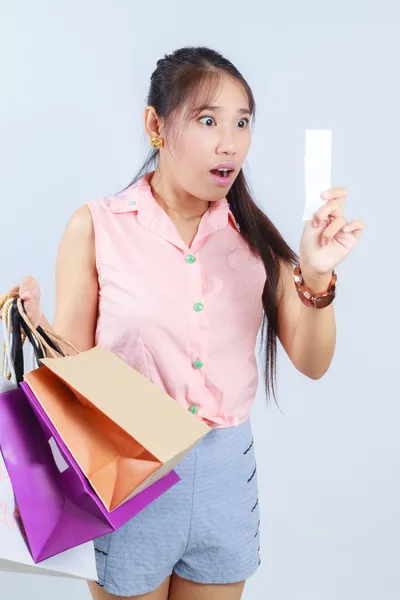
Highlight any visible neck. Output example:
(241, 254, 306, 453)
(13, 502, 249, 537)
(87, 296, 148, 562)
(150, 170, 210, 221)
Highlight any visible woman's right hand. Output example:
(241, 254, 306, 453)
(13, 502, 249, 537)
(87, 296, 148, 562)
(1, 276, 42, 327)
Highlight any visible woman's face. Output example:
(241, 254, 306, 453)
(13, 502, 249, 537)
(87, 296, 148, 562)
(160, 75, 252, 202)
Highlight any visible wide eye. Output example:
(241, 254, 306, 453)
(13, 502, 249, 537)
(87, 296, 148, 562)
(199, 116, 216, 127)
(236, 118, 249, 129)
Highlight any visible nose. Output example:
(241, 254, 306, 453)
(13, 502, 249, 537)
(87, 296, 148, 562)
(216, 129, 237, 157)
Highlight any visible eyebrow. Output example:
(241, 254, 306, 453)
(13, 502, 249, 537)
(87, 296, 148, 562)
(198, 105, 251, 116)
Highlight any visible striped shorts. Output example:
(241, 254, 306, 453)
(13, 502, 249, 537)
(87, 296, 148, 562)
(94, 419, 261, 597)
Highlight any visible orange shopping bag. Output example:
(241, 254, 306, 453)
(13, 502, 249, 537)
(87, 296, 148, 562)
(24, 344, 210, 511)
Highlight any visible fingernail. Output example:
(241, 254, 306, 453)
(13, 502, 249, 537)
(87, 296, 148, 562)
(321, 191, 332, 200)
(343, 225, 351, 232)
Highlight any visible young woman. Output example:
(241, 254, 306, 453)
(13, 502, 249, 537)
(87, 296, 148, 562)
(4, 47, 364, 600)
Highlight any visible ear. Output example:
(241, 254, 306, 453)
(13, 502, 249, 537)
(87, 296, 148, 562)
(144, 106, 164, 140)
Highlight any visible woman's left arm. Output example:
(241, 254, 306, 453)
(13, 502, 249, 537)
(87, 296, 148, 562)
(277, 187, 365, 380)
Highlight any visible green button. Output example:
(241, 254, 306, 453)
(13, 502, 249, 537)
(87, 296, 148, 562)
(193, 302, 204, 312)
(185, 254, 196, 264)
(189, 405, 198, 414)
(193, 359, 203, 369)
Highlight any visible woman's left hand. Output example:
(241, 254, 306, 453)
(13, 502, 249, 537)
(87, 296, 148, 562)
(299, 187, 365, 280)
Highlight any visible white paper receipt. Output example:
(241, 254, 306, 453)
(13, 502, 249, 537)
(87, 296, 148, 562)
(303, 129, 332, 221)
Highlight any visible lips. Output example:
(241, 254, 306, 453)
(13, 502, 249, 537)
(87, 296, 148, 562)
(210, 163, 236, 177)
(210, 168, 232, 178)
(210, 163, 236, 187)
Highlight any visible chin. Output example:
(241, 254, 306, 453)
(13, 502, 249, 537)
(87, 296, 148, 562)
(208, 192, 230, 202)
(184, 186, 225, 203)
(205, 181, 234, 202)
(183, 175, 233, 202)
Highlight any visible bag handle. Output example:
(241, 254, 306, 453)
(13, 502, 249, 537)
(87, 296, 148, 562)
(2, 297, 40, 385)
(10, 301, 25, 384)
(13, 301, 49, 367)
(1, 297, 12, 378)
(1, 294, 20, 381)
(16, 298, 60, 359)
(40, 327, 80, 356)
(16, 297, 80, 358)
(0, 294, 17, 314)
(1, 297, 17, 384)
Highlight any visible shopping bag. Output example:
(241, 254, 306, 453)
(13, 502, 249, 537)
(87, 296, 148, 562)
(0, 299, 179, 562)
(18, 301, 211, 511)
(0, 385, 179, 563)
(0, 296, 97, 579)
(0, 449, 98, 579)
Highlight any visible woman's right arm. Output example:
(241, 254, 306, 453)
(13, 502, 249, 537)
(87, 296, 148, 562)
(39, 205, 99, 353)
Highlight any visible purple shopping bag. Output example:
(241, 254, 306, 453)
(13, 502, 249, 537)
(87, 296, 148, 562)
(0, 385, 179, 563)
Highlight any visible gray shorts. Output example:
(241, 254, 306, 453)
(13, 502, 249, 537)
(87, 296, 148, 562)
(94, 420, 261, 596)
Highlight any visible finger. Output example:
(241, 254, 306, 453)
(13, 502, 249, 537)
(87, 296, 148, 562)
(19, 276, 40, 301)
(352, 229, 363, 241)
(321, 187, 348, 200)
(19, 275, 37, 290)
(313, 197, 346, 226)
(321, 217, 348, 245)
(342, 219, 366, 233)
(19, 291, 37, 301)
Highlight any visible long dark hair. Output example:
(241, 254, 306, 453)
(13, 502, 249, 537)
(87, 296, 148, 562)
(127, 47, 298, 401)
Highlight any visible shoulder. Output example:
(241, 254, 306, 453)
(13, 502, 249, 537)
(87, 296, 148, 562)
(66, 192, 117, 239)
(56, 206, 96, 273)
(65, 205, 95, 241)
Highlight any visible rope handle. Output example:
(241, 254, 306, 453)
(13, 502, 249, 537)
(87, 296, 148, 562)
(41, 328, 80, 356)
(0, 294, 18, 314)
(16, 298, 80, 358)
(2, 296, 48, 382)
(16, 298, 60, 359)
(1, 298, 17, 383)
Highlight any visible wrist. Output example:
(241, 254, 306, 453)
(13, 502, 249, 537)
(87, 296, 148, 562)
(299, 267, 333, 295)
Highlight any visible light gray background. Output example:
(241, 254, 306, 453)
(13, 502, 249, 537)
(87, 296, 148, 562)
(1, 1, 399, 599)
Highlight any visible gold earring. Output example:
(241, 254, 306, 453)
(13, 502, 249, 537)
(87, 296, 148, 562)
(150, 136, 164, 149)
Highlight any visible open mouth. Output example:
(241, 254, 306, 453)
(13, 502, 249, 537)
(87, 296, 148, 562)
(210, 168, 233, 178)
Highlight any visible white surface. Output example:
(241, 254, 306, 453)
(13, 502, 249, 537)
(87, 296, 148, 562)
(303, 129, 332, 221)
